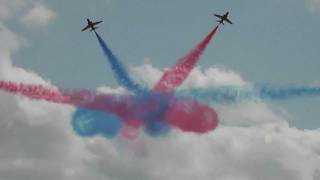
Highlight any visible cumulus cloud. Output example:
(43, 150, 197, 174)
(0, 2, 94, 180)
(0, 23, 21, 62)
(128, 62, 320, 180)
(0, 0, 56, 29)
(305, 0, 320, 13)
(216, 103, 288, 126)
(1, 2, 320, 180)
(0, 0, 28, 20)
(131, 63, 248, 89)
(79, 124, 320, 180)
(131, 63, 276, 127)
(21, 3, 56, 28)
(3, 54, 320, 180)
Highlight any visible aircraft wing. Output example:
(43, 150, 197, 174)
(225, 18, 233, 24)
(93, 21, 103, 26)
(81, 25, 90, 32)
(214, 14, 222, 18)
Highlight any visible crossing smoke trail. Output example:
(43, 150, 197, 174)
(177, 85, 320, 104)
(153, 25, 219, 92)
(2, 81, 320, 106)
(72, 25, 221, 138)
(0, 81, 218, 138)
(4, 81, 320, 138)
(94, 31, 144, 94)
(2, 21, 320, 140)
(0, 25, 222, 139)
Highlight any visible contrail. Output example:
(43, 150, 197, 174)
(94, 31, 144, 94)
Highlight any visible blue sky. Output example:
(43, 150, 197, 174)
(11, 0, 320, 128)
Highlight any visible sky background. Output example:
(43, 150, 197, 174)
(1, 0, 320, 180)
(11, 0, 320, 129)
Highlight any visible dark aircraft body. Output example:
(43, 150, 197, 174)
(82, 19, 103, 32)
(214, 12, 232, 25)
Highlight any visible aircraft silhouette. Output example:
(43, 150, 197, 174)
(214, 12, 232, 25)
(82, 19, 103, 32)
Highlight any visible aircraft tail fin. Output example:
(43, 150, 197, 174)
(90, 27, 99, 32)
(217, 20, 224, 25)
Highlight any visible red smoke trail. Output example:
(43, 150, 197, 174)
(153, 25, 219, 92)
(0, 81, 149, 119)
(0, 81, 130, 116)
(0, 81, 138, 124)
(0, 81, 71, 104)
(0, 25, 221, 137)
(0, 80, 218, 135)
(164, 98, 218, 133)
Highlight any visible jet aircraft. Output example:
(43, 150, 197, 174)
(214, 12, 232, 25)
(82, 19, 103, 32)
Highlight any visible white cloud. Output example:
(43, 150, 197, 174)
(0, 0, 56, 28)
(183, 66, 248, 88)
(131, 63, 163, 87)
(97, 86, 130, 95)
(0, 25, 104, 180)
(0, 0, 28, 20)
(131, 63, 248, 89)
(131, 63, 282, 127)
(21, 3, 56, 28)
(2, 53, 320, 180)
(0, 24, 21, 62)
(216, 103, 288, 126)
(1, 2, 320, 180)
(306, 0, 320, 13)
(0, 2, 95, 180)
(81, 125, 320, 180)
(128, 63, 320, 180)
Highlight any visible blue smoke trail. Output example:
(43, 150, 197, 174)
(177, 85, 320, 104)
(136, 92, 172, 137)
(70, 91, 173, 139)
(72, 108, 122, 138)
(94, 31, 144, 94)
(71, 32, 173, 139)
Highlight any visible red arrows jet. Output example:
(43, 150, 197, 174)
(214, 12, 233, 25)
(82, 19, 103, 32)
